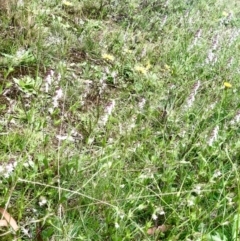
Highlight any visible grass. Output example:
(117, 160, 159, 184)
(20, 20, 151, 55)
(1, 0, 240, 240)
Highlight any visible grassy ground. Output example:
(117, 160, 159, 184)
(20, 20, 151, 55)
(1, 0, 240, 240)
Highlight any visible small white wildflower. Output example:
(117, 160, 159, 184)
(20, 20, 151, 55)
(111, 71, 117, 78)
(83, 80, 92, 93)
(137, 203, 147, 210)
(138, 98, 146, 110)
(208, 125, 219, 146)
(194, 184, 202, 195)
(187, 196, 196, 207)
(79, 19, 85, 25)
(116, 209, 125, 220)
(129, 122, 136, 130)
(46, 35, 63, 46)
(152, 213, 158, 220)
(55, 88, 63, 99)
(70, 129, 83, 140)
(99, 80, 107, 95)
(48, 107, 54, 114)
(44, 69, 55, 93)
(229, 29, 240, 46)
(87, 137, 94, 145)
(230, 110, 240, 125)
(159, 210, 165, 215)
(99, 100, 116, 126)
(127, 117, 136, 131)
(23, 160, 35, 168)
(187, 199, 194, 207)
(205, 51, 217, 65)
(226, 194, 234, 206)
(139, 173, 154, 179)
(39, 196, 48, 207)
(56, 135, 75, 142)
(227, 197, 234, 206)
(120, 184, 125, 188)
(102, 161, 112, 169)
(213, 170, 222, 178)
(211, 34, 219, 51)
(16, 47, 26, 59)
(5, 163, 15, 175)
(32, 208, 37, 213)
(105, 100, 115, 115)
(185, 81, 201, 109)
(56, 73, 61, 83)
(52, 88, 63, 108)
(186, 96, 195, 108)
(155, 206, 165, 216)
(209, 102, 217, 111)
(100, 115, 109, 126)
(17, 0, 24, 7)
(53, 98, 59, 107)
(188, 29, 202, 50)
(115, 222, 120, 229)
(3, 172, 10, 178)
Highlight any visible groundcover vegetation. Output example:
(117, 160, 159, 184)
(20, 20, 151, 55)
(1, 0, 240, 240)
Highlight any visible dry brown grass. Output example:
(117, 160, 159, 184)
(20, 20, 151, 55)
(0, 0, 18, 14)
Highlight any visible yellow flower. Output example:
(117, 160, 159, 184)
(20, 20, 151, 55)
(102, 53, 115, 61)
(123, 48, 133, 54)
(145, 61, 151, 70)
(164, 64, 171, 70)
(62, 0, 73, 6)
(224, 82, 232, 88)
(134, 65, 147, 75)
(222, 11, 228, 17)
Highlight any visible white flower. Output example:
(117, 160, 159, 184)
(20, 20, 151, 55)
(105, 100, 115, 115)
(152, 213, 158, 220)
(44, 70, 55, 93)
(99, 100, 116, 126)
(55, 88, 63, 99)
(39, 196, 48, 207)
(230, 110, 240, 125)
(194, 184, 202, 195)
(211, 34, 219, 51)
(185, 81, 201, 109)
(52, 88, 63, 108)
(56, 135, 75, 142)
(213, 170, 222, 178)
(138, 98, 146, 110)
(208, 125, 219, 146)
(187, 196, 196, 207)
(115, 222, 120, 229)
(188, 29, 202, 50)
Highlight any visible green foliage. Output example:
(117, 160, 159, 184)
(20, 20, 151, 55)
(1, 0, 240, 240)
